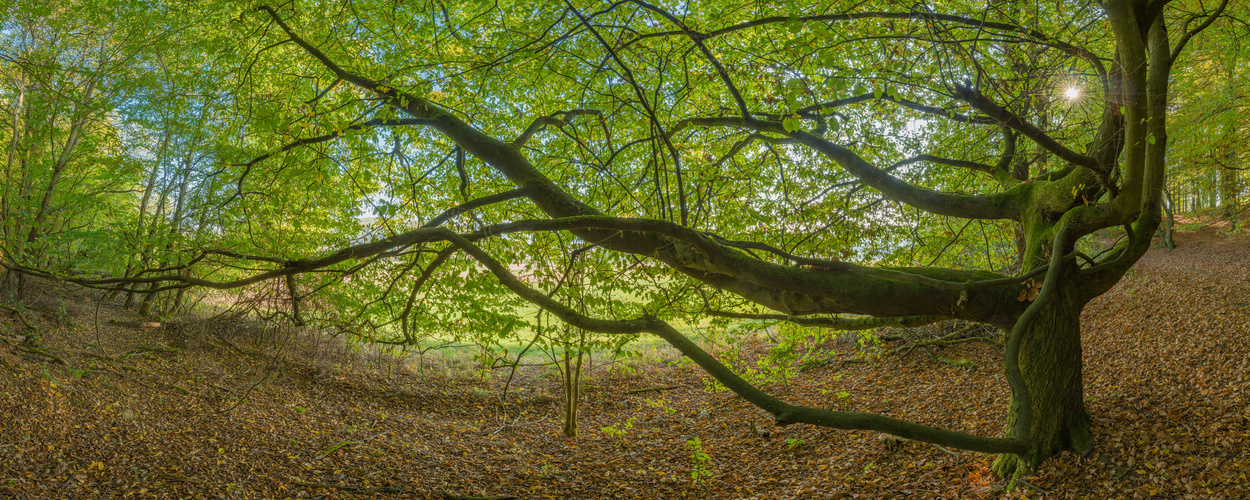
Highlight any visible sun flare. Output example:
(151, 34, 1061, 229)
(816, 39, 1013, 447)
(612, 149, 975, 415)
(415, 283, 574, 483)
(1064, 86, 1081, 101)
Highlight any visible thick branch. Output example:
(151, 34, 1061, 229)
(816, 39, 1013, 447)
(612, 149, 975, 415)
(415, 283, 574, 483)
(678, 116, 1025, 220)
(705, 310, 945, 330)
(953, 84, 1101, 172)
(254, 6, 1032, 326)
(438, 231, 1027, 455)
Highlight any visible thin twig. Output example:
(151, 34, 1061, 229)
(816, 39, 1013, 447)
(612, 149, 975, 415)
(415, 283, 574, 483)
(624, 385, 681, 395)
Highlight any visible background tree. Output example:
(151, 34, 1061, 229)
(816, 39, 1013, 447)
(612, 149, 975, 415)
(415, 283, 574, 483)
(1167, 11, 1248, 219)
(0, 2, 154, 297)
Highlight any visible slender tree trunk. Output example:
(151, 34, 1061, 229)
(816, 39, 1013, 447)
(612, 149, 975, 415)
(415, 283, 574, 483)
(149, 155, 193, 315)
(1162, 188, 1177, 249)
(2, 77, 24, 258)
(132, 177, 174, 313)
(1219, 35, 1241, 219)
(20, 79, 98, 295)
(562, 347, 577, 437)
(560, 338, 585, 438)
(1220, 158, 1240, 218)
(118, 126, 169, 303)
(287, 273, 305, 326)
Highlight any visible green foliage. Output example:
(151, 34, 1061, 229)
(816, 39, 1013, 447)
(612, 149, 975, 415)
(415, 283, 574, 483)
(1166, 32, 1248, 214)
(685, 438, 712, 484)
(645, 397, 677, 415)
(600, 416, 635, 438)
(854, 331, 886, 360)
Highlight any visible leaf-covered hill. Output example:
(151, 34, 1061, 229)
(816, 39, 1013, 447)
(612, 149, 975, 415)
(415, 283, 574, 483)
(1, 224, 1248, 499)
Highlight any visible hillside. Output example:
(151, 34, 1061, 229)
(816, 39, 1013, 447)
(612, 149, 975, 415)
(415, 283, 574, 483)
(1, 224, 1248, 499)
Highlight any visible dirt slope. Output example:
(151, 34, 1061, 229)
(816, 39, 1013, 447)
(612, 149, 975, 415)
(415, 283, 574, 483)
(0, 226, 1247, 499)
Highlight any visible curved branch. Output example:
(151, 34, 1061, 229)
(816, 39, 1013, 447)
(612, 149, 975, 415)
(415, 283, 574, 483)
(227, 114, 435, 202)
(629, 0, 751, 118)
(677, 116, 1026, 220)
(789, 92, 997, 125)
(952, 84, 1101, 172)
(895, 154, 999, 176)
(438, 230, 1028, 454)
(421, 189, 529, 229)
(512, 109, 602, 148)
(623, 10, 1107, 81)
(1169, 0, 1230, 64)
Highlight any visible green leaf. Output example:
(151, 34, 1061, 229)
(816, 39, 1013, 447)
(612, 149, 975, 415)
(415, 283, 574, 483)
(782, 116, 801, 133)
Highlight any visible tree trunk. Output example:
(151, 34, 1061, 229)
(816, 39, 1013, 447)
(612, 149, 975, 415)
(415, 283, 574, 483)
(1162, 188, 1177, 249)
(1219, 35, 1241, 219)
(1220, 159, 1240, 218)
(137, 281, 158, 316)
(560, 334, 585, 438)
(287, 273, 305, 326)
(992, 267, 1091, 475)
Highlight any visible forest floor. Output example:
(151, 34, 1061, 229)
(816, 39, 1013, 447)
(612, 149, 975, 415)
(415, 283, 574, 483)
(1, 222, 1248, 500)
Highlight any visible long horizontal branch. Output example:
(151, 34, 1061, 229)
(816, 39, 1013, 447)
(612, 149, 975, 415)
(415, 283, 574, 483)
(470, 216, 1025, 292)
(231, 118, 437, 169)
(439, 230, 1028, 454)
(705, 310, 945, 330)
(14, 209, 1048, 332)
(786, 92, 997, 125)
(255, 5, 1033, 326)
(894, 154, 999, 176)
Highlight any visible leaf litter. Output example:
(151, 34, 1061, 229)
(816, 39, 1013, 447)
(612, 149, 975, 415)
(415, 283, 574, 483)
(0, 225, 1247, 499)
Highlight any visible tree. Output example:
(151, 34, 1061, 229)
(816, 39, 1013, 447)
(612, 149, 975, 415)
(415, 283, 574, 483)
(1166, 10, 1248, 220)
(0, 1, 179, 298)
(10, 0, 1235, 475)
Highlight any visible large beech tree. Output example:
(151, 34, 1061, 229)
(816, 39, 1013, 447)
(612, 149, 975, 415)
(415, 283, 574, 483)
(11, 0, 1234, 475)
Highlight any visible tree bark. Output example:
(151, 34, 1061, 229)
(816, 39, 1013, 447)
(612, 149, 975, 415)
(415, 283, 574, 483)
(992, 265, 1091, 475)
(1220, 157, 1240, 218)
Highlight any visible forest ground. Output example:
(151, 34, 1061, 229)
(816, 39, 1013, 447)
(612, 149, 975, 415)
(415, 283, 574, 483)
(1, 222, 1248, 500)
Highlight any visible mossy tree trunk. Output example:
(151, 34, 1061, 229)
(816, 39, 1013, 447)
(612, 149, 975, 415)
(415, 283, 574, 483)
(985, 201, 1096, 474)
(993, 263, 1092, 475)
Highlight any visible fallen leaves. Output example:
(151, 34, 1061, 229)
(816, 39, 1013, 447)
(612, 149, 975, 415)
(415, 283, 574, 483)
(1, 226, 1248, 498)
